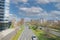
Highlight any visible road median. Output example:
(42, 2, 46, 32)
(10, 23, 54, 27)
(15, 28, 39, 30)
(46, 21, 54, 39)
(11, 25, 24, 40)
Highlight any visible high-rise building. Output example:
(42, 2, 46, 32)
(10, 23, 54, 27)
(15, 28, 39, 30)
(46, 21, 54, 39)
(0, 0, 10, 31)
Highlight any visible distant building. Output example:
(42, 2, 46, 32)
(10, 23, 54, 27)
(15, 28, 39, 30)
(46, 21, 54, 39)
(20, 18, 24, 25)
(0, 0, 10, 31)
(17, 18, 24, 26)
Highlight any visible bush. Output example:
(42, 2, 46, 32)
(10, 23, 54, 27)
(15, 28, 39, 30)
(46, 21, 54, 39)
(32, 25, 38, 30)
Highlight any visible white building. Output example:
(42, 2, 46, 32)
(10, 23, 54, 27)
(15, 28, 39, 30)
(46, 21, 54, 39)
(0, 0, 10, 30)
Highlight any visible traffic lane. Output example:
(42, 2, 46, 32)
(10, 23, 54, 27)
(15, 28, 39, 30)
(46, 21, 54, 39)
(18, 26, 34, 40)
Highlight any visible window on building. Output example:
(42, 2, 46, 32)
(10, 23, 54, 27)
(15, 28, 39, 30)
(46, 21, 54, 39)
(0, 16, 4, 18)
(0, 13, 4, 15)
(0, 19, 4, 21)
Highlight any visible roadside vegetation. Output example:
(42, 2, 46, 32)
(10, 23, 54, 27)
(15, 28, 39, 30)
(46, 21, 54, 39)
(10, 24, 14, 28)
(11, 25, 24, 40)
(29, 25, 60, 40)
(28, 20, 60, 40)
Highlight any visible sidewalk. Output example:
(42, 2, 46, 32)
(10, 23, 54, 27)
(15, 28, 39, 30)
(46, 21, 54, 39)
(0, 29, 16, 40)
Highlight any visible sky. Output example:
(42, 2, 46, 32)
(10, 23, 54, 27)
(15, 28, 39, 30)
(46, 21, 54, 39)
(10, 0, 60, 21)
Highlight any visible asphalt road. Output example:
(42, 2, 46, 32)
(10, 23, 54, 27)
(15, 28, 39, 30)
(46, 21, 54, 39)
(18, 26, 34, 40)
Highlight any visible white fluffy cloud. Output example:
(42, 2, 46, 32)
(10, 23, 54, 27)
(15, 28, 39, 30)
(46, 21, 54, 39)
(20, 7, 44, 17)
(20, 7, 43, 16)
(20, 6, 60, 18)
(36, 0, 60, 4)
(49, 0, 60, 2)
(19, 6, 55, 19)
(11, 0, 60, 4)
(50, 11, 60, 15)
(52, 11, 60, 19)
(24, 17, 31, 22)
(38, 11, 48, 16)
(36, 0, 49, 4)
(38, 10, 60, 19)
(11, 0, 28, 4)
(20, 7, 43, 12)
(55, 3, 60, 9)
(49, 11, 60, 19)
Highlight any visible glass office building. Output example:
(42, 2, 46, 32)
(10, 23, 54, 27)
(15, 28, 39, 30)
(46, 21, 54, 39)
(0, 0, 10, 31)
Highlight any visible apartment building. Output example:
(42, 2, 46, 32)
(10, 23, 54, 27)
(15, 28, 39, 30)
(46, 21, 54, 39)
(0, 0, 10, 31)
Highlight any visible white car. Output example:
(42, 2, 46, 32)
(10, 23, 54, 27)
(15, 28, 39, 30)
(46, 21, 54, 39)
(32, 35, 37, 40)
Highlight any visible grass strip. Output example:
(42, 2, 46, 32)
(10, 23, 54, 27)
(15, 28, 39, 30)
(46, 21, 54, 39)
(11, 26, 24, 40)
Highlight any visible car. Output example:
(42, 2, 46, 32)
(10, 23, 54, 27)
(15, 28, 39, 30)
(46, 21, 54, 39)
(31, 35, 37, 40)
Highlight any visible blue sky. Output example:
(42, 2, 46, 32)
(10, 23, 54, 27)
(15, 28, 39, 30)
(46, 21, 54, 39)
(10, 0, 60, 20)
